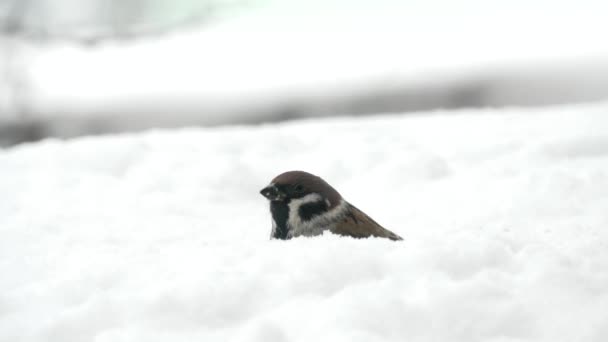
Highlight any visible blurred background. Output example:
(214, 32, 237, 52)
(1, 0, 608, 147)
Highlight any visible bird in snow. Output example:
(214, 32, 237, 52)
(260, 171, 402, 241)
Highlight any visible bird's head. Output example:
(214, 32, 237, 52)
(260, 171, 342, 208)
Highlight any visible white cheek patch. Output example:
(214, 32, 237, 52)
(287, 198, 349, 238)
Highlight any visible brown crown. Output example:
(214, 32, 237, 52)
(271, 171, 342, 208)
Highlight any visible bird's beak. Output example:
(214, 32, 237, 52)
(260, 184, 286, 201)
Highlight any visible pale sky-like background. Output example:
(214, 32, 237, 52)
(2, 0, 608, 142)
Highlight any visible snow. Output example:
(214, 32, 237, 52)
(2, 103, 608, 341)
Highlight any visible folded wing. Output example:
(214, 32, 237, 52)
(331, 202, 403, 241)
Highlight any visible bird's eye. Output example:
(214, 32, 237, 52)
(294, 184, 304, 192)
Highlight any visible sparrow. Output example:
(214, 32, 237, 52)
(260, 171, 402, 241)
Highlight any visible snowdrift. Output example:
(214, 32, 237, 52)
(1, 103, 608, 341)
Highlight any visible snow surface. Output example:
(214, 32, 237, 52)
(2, 103, 608, 341)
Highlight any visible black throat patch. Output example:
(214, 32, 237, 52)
(270, 200, 290, 239)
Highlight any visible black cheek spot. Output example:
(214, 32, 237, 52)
(299, 201, 329, 221)
(270, 201, 290, 240)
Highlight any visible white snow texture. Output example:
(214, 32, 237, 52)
(1, 103, 608, 342)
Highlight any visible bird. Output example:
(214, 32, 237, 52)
(259, 171, 402, 241)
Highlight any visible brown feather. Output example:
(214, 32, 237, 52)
(331, 202, 403, 241)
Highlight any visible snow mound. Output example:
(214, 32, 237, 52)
(1, 103, 608, 341)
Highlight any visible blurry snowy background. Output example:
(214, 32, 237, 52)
(2, 0, 608, 145)
(2, 1, 608, 341)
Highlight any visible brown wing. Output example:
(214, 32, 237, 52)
(331, 202, 403, 241)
